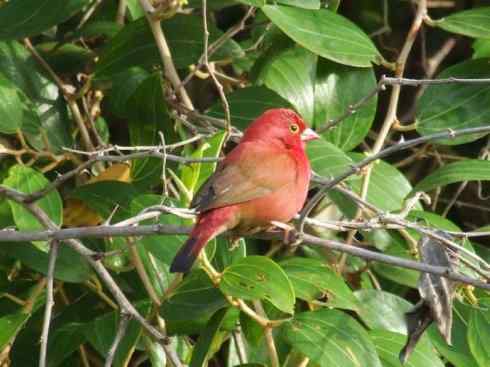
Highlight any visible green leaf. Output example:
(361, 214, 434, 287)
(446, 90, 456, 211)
(213, 238, 247, 272)
(37, 42, 95, 75)
(0, 0, 90, 40)
(208, 86, 291, 130)
(70, 181, 138, 222)
(95, 16, 243, 78)
(262, 5, 380, 67)
(315, 59, 377, 150)
(369, 329, 445, 367)
(220, 256, 295, 314)
(0, 74, 23, 133)
(47, 323, 88, 367)
(0, 313, 30, 350)
(130, 195, 187, 266)
(280, 257, 358, 310)
(190, 308, 239, 367)
(0, 242, 91, 283)
(307, 137, 354, 178)
(354, 290, 413, 334)
(255, 46, 317, 124)
(283, 308, 382, 367)
(85, 302, 151, 367)
(3, 165, 63, 245)
(417, 58, 490, 145)
(468, 303, 490, 367)
(473, 39, 490, 59)
(428, 301, 479, 367)
(414, 160, 490, 193)
(160, 270, 227, 335)
(348, 153, 419, 212)
(369, 231, 419, 288)
(277, 0, 320, 9)
(0, 41, 73, 153)
(436, 7, 490, 39)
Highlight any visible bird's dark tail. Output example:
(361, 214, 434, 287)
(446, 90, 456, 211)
(170, 210, 230, 273)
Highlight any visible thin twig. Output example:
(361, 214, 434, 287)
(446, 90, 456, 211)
(105, 313, 131, 367)
(39, 240, 59, 367)
(202, 0, 231, 141)
(254, 301, 279, 367)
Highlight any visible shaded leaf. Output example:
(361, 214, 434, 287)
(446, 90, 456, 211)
(262, 5, 380, 67)
(414, 160, 490, 193)
(220, 256, 295, 314)
(0, 313, 30, 350)
(0, 0, 90, 41)
(0, 74, 23, 133)
(95, 16, 243, 78)
(283, 308, 382, 367)
(160, 270, 227, 335)
(417, 58, 490, 145)
(47, 323, 88, 367)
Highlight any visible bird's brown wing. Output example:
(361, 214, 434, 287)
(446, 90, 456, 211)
(191, 142, 296, 212)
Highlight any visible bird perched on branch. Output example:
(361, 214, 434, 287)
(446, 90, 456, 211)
(170, 108, 319, 273)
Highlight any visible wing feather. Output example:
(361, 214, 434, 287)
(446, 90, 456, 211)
(191, 141, 296, 212)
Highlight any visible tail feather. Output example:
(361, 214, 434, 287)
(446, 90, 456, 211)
(170, 207, 238, 273)
(169, 236, 206, 273)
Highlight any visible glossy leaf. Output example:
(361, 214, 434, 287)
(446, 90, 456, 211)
(369, 329, 444, 367)
(0, 41, 73, 152)
(220, 256, 295, 314)
(414, 160, 490, 193)
(160, 270, 227, 335)
(283, 309, 382, 367)
(95, 16, 243, 78)
(208, 86, 291, 130)
(262, 5, 381, 67)
(417, 58, 490, 145)
(468, 304, 490, 367)
(255, 46, 316, 123)
(3, 165, 63, 244)
(315, 59, 377, 150)
(0, 0, 89, 40)
(0, 74, 23, 133)
(436, 7, 490, 39)
(307, 137, 354, 178)
(0, 242, 91, 283)
(281, 257, 358, 310)
(348, 153, 420, 212)
(354, 290, 413, 334)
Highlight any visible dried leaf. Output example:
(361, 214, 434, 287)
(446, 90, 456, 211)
(400, 233, 458, 364)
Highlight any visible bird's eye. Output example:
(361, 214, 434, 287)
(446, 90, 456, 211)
(289, 123, 299, 134)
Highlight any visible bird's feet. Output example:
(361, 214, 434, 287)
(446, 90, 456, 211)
(269, 221, 303, 247)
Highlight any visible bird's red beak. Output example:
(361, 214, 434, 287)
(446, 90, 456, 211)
(301, 128, 320, 142)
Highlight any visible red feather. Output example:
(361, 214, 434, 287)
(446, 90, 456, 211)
(170, 108, 318, 273)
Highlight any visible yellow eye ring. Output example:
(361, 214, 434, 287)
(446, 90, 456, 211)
(289, 123, 299, 133)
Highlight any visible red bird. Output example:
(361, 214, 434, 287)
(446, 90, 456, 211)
(170, 108, 319, 273)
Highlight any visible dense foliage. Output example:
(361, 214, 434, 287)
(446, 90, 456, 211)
(0, 0, 489, 366)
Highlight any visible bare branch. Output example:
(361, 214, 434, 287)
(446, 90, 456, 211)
(105, 313, 131, 367)
(39, 240, 59, 367)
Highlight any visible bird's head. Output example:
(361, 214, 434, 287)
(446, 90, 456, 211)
(242, 108, 319, 148)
